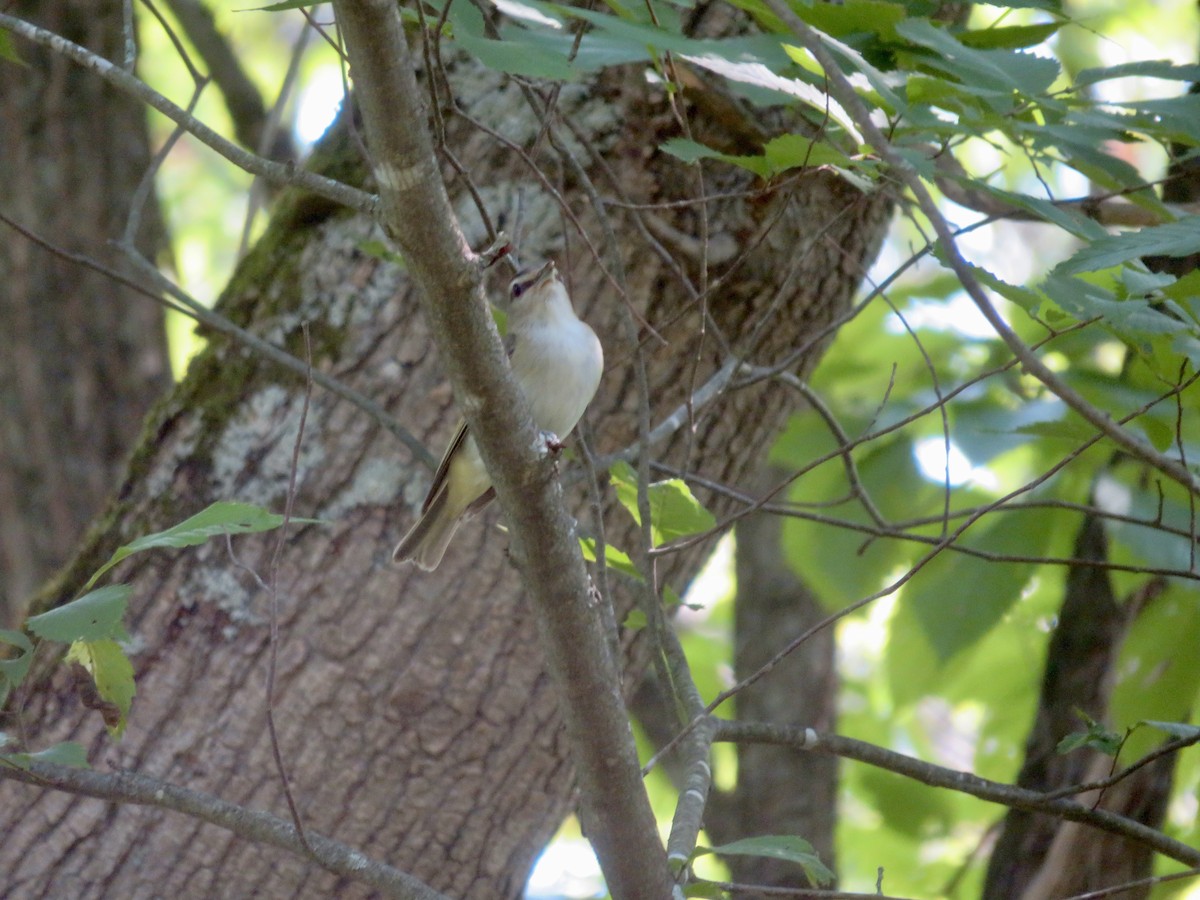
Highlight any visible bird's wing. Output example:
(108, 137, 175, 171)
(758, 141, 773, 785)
(421, 419, 470, 514)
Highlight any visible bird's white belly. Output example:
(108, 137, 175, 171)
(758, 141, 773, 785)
(514, 321, 603, 438)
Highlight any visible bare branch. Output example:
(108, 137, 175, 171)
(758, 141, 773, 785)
(0, 759, 449, 900)
(161, 0, 296, 160)
(715, 721, 1200, 869)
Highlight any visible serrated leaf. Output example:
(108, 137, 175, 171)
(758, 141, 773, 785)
(1055, 218, 1200, 276)
(2, 741, 89, 771)
(699, 835, 834, 886)
(0, 629, 33, 706)
(896, 19, 1060, 100)
(85, 501, 317, 590)
(26, 585, 130, 643)
(66, 640, 136, 738)
(1043, 273, 1188, 339)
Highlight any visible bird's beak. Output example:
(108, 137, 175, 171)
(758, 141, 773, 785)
(533, 260, 556, 286)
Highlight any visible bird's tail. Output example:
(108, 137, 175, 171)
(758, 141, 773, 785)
(392, 486, 462, 571)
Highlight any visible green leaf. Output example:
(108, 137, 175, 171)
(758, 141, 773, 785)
(85, 501, 315, 590)
(1013, 418, 1101, 444)
(908, 507, 1061, 663)
(1141, 720, 1200, 741)
(1055, 218, 1200, 276)
(682, 883, 727, 899)
(1076, 60, 1200, 87)
(1043, 273, 1188, 340)
(1, 741, 89, 771)
(456, 29, 577, 80)
(623, 608, 648, 630)
(786, 0, 907, 41)
(0, 629, 33, 706)
(1058, 712, 1122, 756)
(698, 835, 834, 886)
(358, 239, 405, 265)
(1136, 416, 1174, 452)
(0, 27, 26, 66)
(895, 19, 1060, 101)
(661, 134, 859, 179)
(247, 0, 319, 9)
(579, 536, 644, 581)
(609, 460, 716, 546)
(66, 640, 136, 738)
(959, 23, 1060, 50)
(26, 585, 130, 643)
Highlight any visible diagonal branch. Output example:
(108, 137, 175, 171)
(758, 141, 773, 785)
(329, 2, 670, 895)
(0, 759, 448, 900)
(715, 721, 1200, 869)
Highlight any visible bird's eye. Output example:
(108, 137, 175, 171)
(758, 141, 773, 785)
(511, 283, 525, 298)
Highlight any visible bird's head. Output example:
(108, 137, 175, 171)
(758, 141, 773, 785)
(508, 261, 564, 316)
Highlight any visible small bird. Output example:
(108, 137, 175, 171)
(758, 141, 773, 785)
(393, 261, 604, 571)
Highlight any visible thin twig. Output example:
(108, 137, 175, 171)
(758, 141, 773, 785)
(0, 12, 373, 214)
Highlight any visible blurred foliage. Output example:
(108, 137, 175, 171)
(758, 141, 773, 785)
(116, 0, 1200, 896)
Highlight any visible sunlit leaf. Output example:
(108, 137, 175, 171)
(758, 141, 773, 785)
(66, 640, 136, 738)
(579, 536, 643, 581)
(609, 460, 717, 546)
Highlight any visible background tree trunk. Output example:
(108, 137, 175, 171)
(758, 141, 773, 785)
(983, 512, 1173, 898)
(705, 467, 838, 892)
(0, 20, 891, 900)
(0, 0, 170, 628)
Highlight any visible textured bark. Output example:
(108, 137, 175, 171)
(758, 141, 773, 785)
(712, 467, 837, 892)
(0, 18, 891, 899)
(0, 0, 170, 627)
(983, 513, 1173, 898)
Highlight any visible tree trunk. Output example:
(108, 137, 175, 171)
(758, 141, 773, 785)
(704, 467, 837, 893)
(0, 22, 891, 900)
(0, 0, 170, 628)
(983, 512, 1174, 898)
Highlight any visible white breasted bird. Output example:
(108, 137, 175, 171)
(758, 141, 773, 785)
(393, 261, 604, 571)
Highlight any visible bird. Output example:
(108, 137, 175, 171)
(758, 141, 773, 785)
(393, 261, 604, 571)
